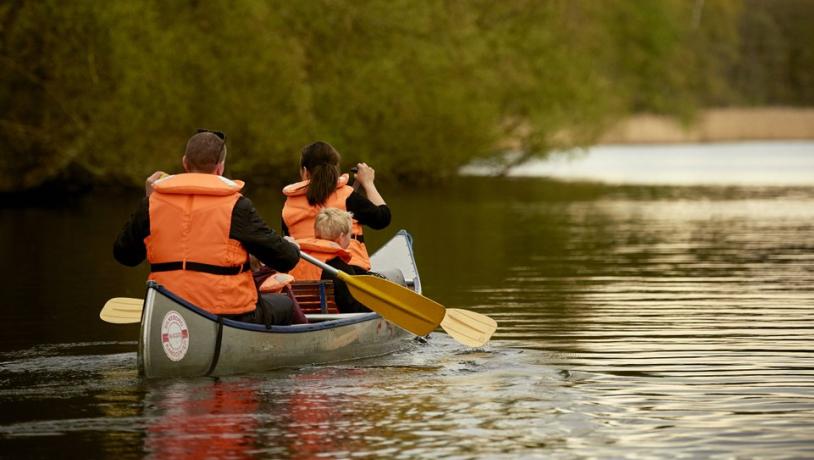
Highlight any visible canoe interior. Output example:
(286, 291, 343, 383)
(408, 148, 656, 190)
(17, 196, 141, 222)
(290, 281, 338, 314)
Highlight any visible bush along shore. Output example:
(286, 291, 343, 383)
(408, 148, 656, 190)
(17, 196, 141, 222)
(2, 1, 813, 193)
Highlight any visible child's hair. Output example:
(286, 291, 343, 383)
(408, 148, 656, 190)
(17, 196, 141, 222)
(314, 208, 353, 241)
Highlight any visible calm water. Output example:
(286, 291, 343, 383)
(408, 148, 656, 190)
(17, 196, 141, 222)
(1, 143, 813, 458)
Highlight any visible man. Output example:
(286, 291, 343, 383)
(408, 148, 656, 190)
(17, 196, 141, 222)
(114, 129, 301, 326)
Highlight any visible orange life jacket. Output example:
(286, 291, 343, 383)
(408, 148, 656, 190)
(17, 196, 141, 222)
(259, 272, 295, 293)
(145, 173, 256, 315)
(282, 174, 370, 270)
(288, 237, 352, 280)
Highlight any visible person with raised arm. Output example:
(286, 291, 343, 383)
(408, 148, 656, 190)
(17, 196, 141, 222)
(281, 141, 390, 273)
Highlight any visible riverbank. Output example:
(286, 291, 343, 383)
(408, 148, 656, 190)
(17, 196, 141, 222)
(599, 107, 814, 144)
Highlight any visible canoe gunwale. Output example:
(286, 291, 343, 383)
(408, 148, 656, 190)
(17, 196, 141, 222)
(148, 280, 383, 333)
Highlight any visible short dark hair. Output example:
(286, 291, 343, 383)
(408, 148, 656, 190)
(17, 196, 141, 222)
(184, 131, 226, 172)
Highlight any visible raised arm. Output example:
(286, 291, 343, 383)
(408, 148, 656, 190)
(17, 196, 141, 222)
(354, 163, 385, 206)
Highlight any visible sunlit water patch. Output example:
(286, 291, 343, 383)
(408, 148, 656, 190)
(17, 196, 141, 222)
(461, 141, 814, 186)
(478, 191, 814, 458)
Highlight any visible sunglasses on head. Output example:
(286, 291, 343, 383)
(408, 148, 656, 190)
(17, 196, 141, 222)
(196, 128, 227, 162)
(197, 128, 226, 140)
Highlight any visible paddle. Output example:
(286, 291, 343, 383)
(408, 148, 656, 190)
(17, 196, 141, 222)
(441, 308, 498, 348)
(299, 253, 497, 346)
(100, 297, 143, 324)
(100, 292, 496, 347)
(300, 252, 444, 336)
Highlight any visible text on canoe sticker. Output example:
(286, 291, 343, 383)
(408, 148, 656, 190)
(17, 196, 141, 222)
(161, 310, 189, 361)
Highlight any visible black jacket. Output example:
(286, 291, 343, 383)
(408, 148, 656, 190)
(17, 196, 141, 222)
(323, 256, 371, 314)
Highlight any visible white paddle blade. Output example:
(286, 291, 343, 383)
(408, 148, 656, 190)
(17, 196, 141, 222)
(440, 308, 498, 347)
(100, 297, 143, 324)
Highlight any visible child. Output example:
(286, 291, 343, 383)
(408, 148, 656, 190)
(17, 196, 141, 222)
(288, 208, 371, 313)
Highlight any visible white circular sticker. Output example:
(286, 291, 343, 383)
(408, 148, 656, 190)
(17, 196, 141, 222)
(161, 310, 189, 361)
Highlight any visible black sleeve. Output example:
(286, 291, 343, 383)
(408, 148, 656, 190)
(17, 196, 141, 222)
(230, 196, 300, 272)
(323, 257, 371, 313)
(113, 197, 150, 267)
(345, 191, 391, 229)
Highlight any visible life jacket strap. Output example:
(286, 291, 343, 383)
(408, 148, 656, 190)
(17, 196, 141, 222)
(150, 260, 251, 275)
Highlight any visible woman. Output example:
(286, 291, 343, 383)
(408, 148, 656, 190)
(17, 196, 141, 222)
(282, 141, 390, 272)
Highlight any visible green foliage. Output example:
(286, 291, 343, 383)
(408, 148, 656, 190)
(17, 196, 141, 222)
(0, 0, 811, 192)
(728, 0, 814, 106)
(0, 1, 106, 190)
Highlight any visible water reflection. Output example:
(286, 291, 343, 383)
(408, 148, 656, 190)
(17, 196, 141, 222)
(144, 379, 261, 459)
(271, 368, 367, 459)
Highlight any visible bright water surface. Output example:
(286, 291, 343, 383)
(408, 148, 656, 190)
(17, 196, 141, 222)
(1, 142, 813, 458)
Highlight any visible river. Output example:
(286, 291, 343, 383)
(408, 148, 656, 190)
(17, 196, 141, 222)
(1, 142, 813, 458)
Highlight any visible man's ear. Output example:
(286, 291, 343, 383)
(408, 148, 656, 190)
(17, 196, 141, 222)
(215, 161, 225, 176)
(182, 155, 190, 172)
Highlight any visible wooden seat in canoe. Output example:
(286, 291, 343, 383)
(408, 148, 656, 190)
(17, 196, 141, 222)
(290, 280, 339, 314)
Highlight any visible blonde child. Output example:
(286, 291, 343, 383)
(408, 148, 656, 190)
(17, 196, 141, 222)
(288, 208, 371, 313)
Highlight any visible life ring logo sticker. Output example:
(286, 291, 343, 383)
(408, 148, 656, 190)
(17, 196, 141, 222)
(161, 310, 189, 361)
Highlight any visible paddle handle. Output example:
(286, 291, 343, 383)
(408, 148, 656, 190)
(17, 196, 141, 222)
(350, 166, 362, 192)
(300, 252, 340, 276)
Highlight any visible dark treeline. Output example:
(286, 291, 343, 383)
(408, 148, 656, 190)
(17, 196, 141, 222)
(1, 0, 812, 193)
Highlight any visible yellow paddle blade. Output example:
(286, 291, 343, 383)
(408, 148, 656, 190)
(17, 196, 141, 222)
(100, 297, 143, 324)
(340, 273, 445, 336)
(440, 309, 498, 347)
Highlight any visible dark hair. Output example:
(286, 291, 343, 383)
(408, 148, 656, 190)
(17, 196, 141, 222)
(185, 130, 226, 172)
(300, 141, 341, 206)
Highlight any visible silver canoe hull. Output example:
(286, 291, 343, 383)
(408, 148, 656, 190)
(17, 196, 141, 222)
(137, 230, 420, 378)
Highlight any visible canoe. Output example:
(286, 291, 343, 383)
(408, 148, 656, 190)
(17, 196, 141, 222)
(138, 230, 420, 378)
